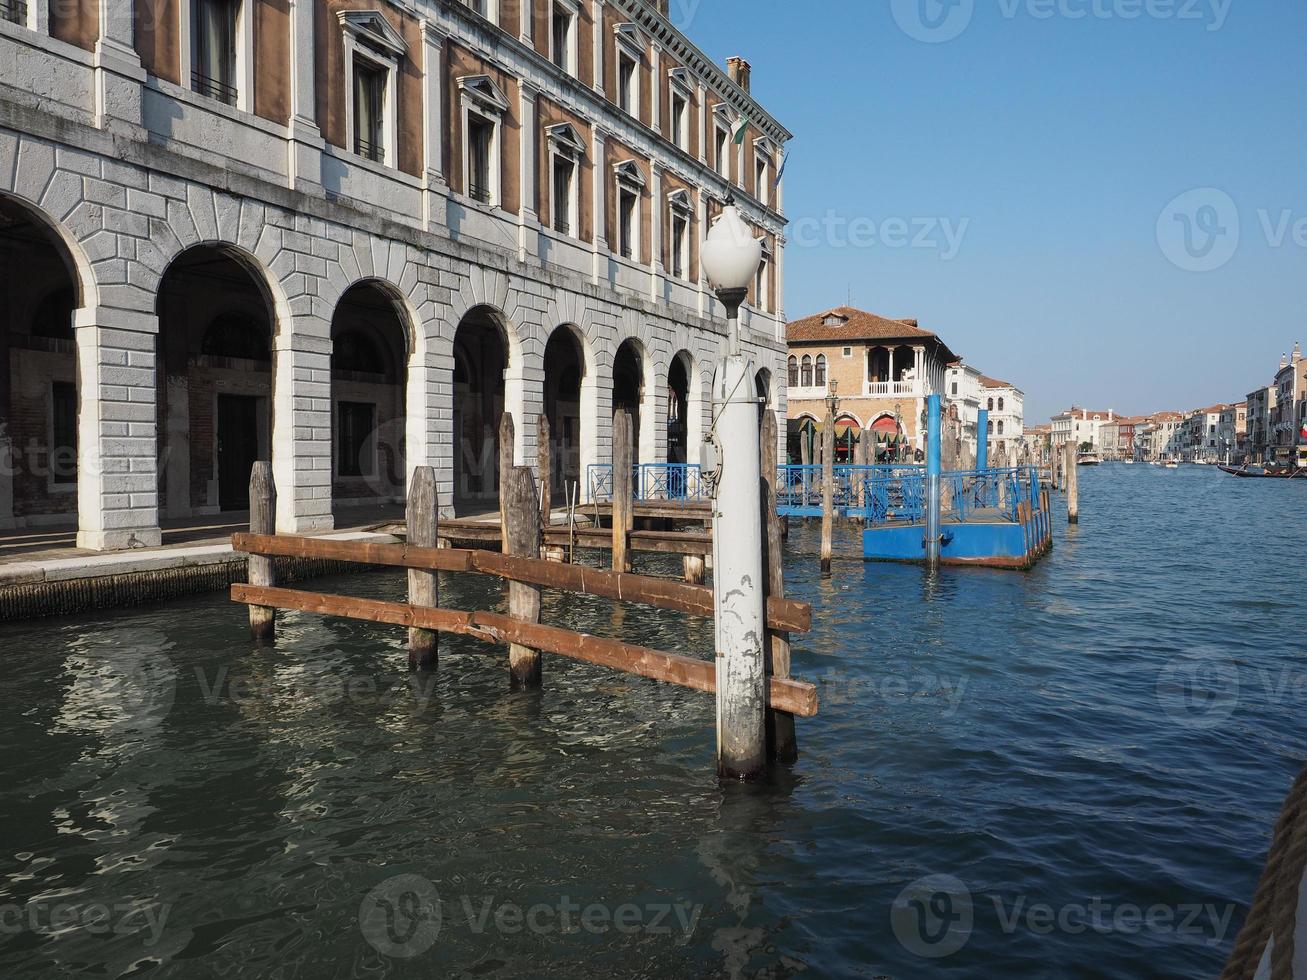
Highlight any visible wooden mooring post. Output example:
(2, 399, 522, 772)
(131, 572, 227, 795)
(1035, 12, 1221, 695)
(498, 412, 515, 532)
(537, 414, 552, 533)
(611, 408, 633, 573)
(761, 409, 797, 763)
(248, 461, 276, 641)
(504, 466, 543, 687)
(1066, 441, 1079, 524)
(407, 466, 439, 669)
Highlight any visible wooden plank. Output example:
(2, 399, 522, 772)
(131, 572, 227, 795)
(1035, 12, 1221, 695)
(233, 531, 812, 632)
(407, 466, 439, 670)
(248, 462, 275, 641)
(505, 466, 542, 687)
(230, 583, 819, 717)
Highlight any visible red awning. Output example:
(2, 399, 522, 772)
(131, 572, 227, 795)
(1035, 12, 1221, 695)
(871, 416, 898, 434)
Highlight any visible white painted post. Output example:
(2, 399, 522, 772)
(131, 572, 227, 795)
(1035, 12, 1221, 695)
(712, 352, 767, 780)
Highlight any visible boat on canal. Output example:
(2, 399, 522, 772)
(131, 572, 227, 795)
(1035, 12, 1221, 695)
(1217, 463, 1306, 479)
(1077, 451, 1101, 466)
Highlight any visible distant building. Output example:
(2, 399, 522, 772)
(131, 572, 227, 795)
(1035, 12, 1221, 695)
(1271, 344, 1307, 466)
(1182, 405, 1226, 462)
(785, 307, 957, 463)
(944, 361, 983, 461)
(1139, 412, 1184, 461)
(1050, 407, 1115, 450)
(1218, 402, 1247, 462)
(1022, 424, 1052, 463)
(979, 376, 1025, 464)
(1099, 416, 1143, 461)
(1246, 385, 1277, 462)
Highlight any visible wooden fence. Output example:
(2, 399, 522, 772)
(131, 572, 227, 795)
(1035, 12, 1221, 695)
(229, 407, 816, 776)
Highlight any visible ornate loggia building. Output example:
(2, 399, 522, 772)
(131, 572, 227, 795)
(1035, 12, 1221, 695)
(0, 0, 789, 548)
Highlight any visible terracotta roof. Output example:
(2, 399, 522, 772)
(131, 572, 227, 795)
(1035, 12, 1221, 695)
(1191, 404, 1228, 415)
(786, 306, 957, 361)
(978, 374, 1011, 389)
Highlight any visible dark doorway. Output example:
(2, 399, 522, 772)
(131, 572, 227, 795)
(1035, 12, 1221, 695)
(217, 394, 260, 510)
(667, 354, 690, 465)
(613, 340, 643, 465)
(453, 306, 509, 513)
(543, 327, 583, 503)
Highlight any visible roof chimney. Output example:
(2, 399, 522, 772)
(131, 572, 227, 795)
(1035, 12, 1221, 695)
(726, 56, 751, 93)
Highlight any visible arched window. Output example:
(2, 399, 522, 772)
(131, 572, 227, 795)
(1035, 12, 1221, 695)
(332, 329, 386, 376)
(987, 420, 993, 434)
(815, 354, 827, 387)
(998, 421, 1005, 435)
(31, 287, 75, 340)
(202, 312, 270, 360)
(998, 397, 1005, 412)
(987, 397, 994, 411)
(788, 356, 798, 387)
(800, 355, 812, 387)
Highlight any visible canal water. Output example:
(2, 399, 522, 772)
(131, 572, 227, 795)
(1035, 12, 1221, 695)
(0, 465, 1302, 978)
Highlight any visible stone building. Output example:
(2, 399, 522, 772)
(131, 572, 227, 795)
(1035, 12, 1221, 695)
(978, 374, 1023, 464)
(1271, 345, 1307, 466)
(1245, 385, 1276, 463)
(784, 307, 957, 464)
(0, 0, 790, 548)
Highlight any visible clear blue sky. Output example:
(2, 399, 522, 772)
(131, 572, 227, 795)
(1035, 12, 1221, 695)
(676, 0, 1307, 423)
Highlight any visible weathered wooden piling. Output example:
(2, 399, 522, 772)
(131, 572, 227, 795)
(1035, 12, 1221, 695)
(537, 414, 552, 532)
(761, 410, 797, 763)
(248, 461, 276, 641)
(820, 404, 835, 576)
(712, 354, 768, 780)
(1066, 441, 1079, 524)
(407, 466, 439, 669)
(504, 466, 543, 687)
(612, 408, 633, 573)
(682, 555, 706, 584)
(498, 412, 515, 530)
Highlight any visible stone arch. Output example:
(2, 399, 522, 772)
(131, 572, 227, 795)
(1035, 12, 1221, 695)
(451, 303, 518, 513)
(612, 334, 655, 466)
(667, 349, 702, 473)
(155, 242, 283, 516)
(0, 191, 97, 533)
(542, 322, 595, 503)
(329, 278, 414, 516)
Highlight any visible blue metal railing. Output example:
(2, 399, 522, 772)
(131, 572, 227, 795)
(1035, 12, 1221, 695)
(776, 465, 924, 517)
(588, 463, 705, 502)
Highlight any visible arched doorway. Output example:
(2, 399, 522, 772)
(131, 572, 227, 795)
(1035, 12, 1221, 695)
(330, 282, 409, 517)
(613, 339, 644, 464)
(0, 195, 83, 530)
(755, 367, 772, 427)
(156, 245, 274, 515)
(543, 326, 584, 504)
(870, 413, 900, 463)
(667, 352, 691, 466)
(453, 306, 509, 513)
(835, 415, 861, 464)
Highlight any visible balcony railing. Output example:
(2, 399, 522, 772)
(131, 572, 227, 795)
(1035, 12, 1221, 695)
(354, 137, 384, 164)
(192, 71, 238, 107)
(587, 464, 706, 502)
(865, 380, 920, 397)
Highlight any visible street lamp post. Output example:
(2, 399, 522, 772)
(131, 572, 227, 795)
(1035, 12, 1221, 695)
(701, 198, 767, 780)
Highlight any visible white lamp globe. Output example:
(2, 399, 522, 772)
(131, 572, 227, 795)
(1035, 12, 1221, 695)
(700, 201, 762, 292)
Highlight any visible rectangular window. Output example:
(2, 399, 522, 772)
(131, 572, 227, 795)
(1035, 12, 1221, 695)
(552, 155, 575, 236)
(1, 0, 28, 25)
(754, 258, 768, 310)
(755, 154, 768, 206)
(337, 401, 376, 478)
(551, 3, 575, 74)
(353, 58, 386, 163)
(51, 382, 77, 486)
(670, 211, 688, 279)
(618, 187, 638, 261)
(618, 51, 637, 116)
(468, 114, 494, 204)
(670, 91, 688, 150)
(714, 126, 729, 178)
(193, 0, 239, 105)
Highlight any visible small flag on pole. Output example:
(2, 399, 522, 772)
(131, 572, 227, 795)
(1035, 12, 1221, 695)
(774, 150, 789, 187)
(732, 116, 749, 146)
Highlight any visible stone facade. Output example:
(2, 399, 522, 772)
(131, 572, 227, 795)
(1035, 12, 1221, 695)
(0, 0, 790, 549)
